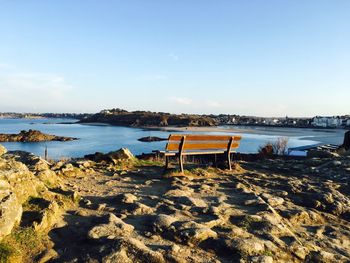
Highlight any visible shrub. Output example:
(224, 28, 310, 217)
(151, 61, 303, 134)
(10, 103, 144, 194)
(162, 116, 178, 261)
(272, 137, 289, 155)
(258, 143, 274, 157)
(259, 137, 289, 157)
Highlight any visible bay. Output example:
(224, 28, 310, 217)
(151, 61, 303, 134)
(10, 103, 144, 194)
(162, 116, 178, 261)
(0, 118, 345, 160)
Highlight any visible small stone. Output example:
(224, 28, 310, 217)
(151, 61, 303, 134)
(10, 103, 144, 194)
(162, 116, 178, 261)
(267, 197, 284, 206)
(82, 199, 92, 206)
(332, 160, 342, 166)
(131, 203, 154, 215)
(226, 237, 265, 256)
(117, 193, 138, 204)
(102, 237, 165, 263)
(171, 244, 181, 253)
(153, 214, 178, 233)
(251, 256, 273, 263)
(97, 203, 107, 211)
(290, 243, 309, 260)
(145, 180, 153, 185)
(209, 206, 220, 215)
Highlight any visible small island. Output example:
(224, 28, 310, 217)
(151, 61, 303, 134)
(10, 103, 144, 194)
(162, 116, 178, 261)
(78, 108, 218, 127)
(0, 129, 78, 142)
(137, 136, 168, 142)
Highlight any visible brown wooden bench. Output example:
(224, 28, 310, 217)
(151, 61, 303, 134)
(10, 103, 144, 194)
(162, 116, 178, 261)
(162, 134, 242, 173)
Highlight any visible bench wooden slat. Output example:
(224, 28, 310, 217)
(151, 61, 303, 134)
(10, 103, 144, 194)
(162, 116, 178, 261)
(166, 142, 240, 151)
(164, 134, 242, 173)
(164, 150, 226, 155)
(169, 134, 242, 142)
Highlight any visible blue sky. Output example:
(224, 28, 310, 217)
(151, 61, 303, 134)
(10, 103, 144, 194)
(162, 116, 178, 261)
(0, 1, 349, 116)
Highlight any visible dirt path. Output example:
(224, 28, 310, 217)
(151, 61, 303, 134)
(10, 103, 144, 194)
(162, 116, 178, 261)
(47, 159, 350, 262)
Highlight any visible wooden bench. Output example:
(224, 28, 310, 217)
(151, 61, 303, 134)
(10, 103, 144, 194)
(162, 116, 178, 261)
(162, 134, 242, 173)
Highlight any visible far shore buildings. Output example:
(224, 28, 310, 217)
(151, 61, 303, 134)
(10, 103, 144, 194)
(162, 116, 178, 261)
(311, 116, 344, 128)
(214, 114, 350, 128)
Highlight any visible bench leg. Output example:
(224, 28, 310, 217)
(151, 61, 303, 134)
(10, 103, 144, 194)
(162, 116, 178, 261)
(179, 155, 184, 173)
(165, 156, 169, 169)
(227, 152, 232, 171)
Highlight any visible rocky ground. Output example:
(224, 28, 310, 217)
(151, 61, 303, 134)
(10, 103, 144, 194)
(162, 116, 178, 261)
(1, 144, 350, 262)
(0, 129, 78, 142)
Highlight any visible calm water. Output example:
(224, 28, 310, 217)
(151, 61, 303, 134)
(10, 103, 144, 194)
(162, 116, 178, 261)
(0, 118, 345, 159)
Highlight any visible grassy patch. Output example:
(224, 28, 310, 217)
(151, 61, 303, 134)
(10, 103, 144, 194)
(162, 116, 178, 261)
(164, 166, 221, 178)
(262, 250, 274, 257)
(235, 215, 261, 231)
(134, 159, 163, 167)
(0, 227, 49, 263)
(23, 197, 50, 212)
(0, 243, 15, 263)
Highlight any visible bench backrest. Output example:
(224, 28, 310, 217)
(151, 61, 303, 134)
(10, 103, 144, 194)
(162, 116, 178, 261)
(165, 134, 241, 152)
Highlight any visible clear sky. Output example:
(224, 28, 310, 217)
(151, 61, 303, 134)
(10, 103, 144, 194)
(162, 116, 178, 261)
(0, 1, 349, 117)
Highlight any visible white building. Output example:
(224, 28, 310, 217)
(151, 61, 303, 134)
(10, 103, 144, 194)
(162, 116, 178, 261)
(312, 116, 342, 128)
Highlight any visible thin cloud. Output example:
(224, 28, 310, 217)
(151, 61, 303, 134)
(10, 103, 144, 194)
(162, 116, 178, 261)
(0, 63, 15, 70)
(170, 97, 193, 105)
(207, 101, 221, 107)
(0, 72, 74, 110)
(168, 53, 179, 61)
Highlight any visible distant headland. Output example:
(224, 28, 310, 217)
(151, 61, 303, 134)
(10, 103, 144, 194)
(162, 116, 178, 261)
(1, 109, 349, 129)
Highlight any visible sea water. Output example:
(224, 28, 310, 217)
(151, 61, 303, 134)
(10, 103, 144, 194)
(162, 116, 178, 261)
(0, 118, 345, 160)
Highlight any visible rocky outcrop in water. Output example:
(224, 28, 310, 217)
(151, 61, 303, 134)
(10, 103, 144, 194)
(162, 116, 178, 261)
(79, 109, 218, 127)
(138, 136, 167, 142)
(0, 129, 78, 142)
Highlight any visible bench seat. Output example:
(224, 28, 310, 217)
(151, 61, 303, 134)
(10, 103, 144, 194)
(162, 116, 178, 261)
(161, 134, 241, 173)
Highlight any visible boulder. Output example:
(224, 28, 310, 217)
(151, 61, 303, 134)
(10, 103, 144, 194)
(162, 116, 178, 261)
(153, 214, 178, 233)
(342, 130, 350, 150)
(224, 237, 265, 256)
(0, 188, 22, 240)
(116, 193, 138, 204)
(84, 148, 135, 164)
(37, 169, 60, 187)
(171, 221, 218, 246)
(130, 203, 154, 215)
(307, 150, 339, 158)
(6, 151, 61, 186)
(0, 157, 41, 203)
(108, 148, 135, 162)
(58, 163, 85, 177)
(261, 194, 284, 206)
(88, 213, 134, 240)
(102, 237, 165, 263)
(0, 156, 43, 239)
(251, 256, 273, 263)
(0, 144, 7, 156)
(176, 196, 208, 208)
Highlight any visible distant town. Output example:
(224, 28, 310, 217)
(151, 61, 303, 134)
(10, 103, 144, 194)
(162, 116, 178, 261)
(0, 111, 349, 129)
(211, 114, 350, 128)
